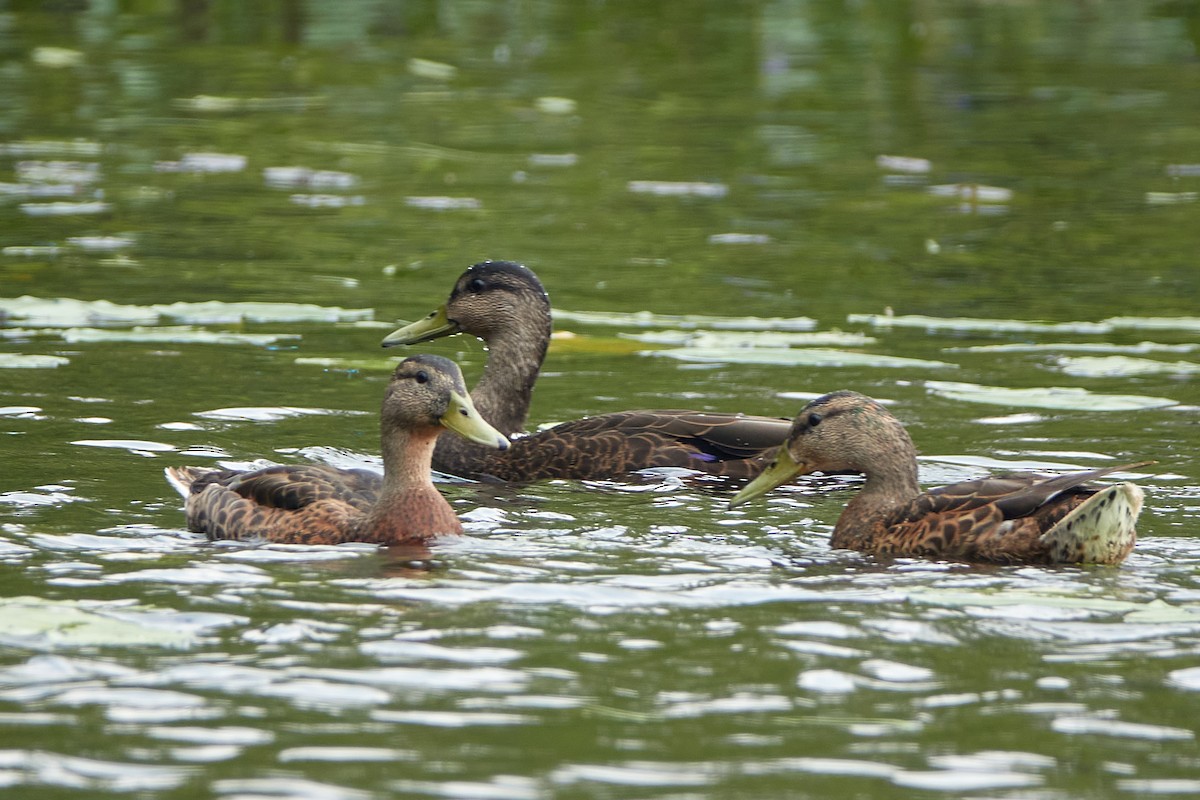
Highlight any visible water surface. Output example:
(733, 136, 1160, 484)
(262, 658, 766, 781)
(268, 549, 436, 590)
(2, 3, 1199, 798)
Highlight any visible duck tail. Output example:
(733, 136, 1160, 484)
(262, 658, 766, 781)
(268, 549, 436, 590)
(1039, 482, 1145, 565)
(164, 466, 217, 499)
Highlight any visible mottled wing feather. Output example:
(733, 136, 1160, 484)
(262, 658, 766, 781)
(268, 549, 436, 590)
(915, 464, 1147, 522)
(478, 410, 789, 481)
(175, 465, 384, 543)
(874, 504, 1051, 563)
(201, 465, 381, 512)
(186, 486, 361, 543)
(868, 465, 1146, 563)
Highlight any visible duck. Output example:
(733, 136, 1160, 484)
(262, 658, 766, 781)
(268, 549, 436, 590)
(729, 390, 1151, 565)
(380, 260, 791, 482)
(165, 354, 509, 545)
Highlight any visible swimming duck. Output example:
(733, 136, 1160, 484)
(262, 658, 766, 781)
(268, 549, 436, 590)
(380, 260, 791, 482)
(165, 355, 509, 545)
(729, 391, 1150, 565)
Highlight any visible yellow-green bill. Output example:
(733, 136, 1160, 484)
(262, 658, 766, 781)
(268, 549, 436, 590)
(442, 390, 509, 450)
(729, 448, 804, 508)
(381, 305, 458, 348)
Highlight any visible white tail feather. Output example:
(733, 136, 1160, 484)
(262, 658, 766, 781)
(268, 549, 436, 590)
(1040, 483, 1144, 564)
(163, 466, 217, 499)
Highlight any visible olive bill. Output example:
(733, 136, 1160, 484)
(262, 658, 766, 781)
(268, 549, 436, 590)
(441, 389, 510, 450)
(381, 305, 459, 348)
(728, 448, 806, 508)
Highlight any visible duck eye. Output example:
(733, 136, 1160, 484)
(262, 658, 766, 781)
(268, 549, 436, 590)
(415, 370, 429, 384)
(808, 412, 823, 428)
(468, 278, 486, 292)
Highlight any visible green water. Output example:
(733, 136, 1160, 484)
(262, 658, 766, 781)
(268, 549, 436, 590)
(2, 2, 1200, 798)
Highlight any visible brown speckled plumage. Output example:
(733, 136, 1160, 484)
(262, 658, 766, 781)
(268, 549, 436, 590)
(165, 355, 507, 545)
(730, 391, 1150, 565)
(382, 260, 791, 481)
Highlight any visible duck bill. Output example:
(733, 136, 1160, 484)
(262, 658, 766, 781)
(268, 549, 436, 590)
(381, 306, 460, 348)
(729, 448, 807, 508)
(440, 390, 510, 450)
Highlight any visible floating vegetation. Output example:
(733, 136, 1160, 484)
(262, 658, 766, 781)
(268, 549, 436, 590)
(155, 301, 372, 324)
(1104, 316, 1200, 332)
(927, 184, 1013, 203)
(649, 347, 954, 369)
(627, 180, 728, 198)
(621, 330, 876, 348)
(408, 58, 457, 80)
(20, 202, 111, 216)
(66, 236, 136, 251)
(1, 246, 64, 257)
(708, 233, 772, 245)
(15, 161, 100, 184)
(1146, 191, 1197, 205)
(876, 154, 931, 174)
(263, 167, 358, 189)
(0, 354, 69, 368)
(535, 96, 576, 114)
(172, 95, 324, 113)
(58, 327, 298, 346)
(0, 297, 372, 327)
(288, 194, 365, 208)
(951, 341, 1197, 354)
(0, 184, 78, 199)
(554, 309, 816, 331)
(154, 152, 247, 173)
(851, 313, 1200, 335)
(30, 47, 84, 68)
(528, 153, 578, 167)
(404, 196, 482, 210)
(0, 139, 101, 156)
(294, 356, 409, 371)
(1056, 355, 1200, 378)
(849, 313, 1108, 334)
(926, 381, 1177, 411)
(0, 597, 242, 649)
(972, 412, 1046, 425)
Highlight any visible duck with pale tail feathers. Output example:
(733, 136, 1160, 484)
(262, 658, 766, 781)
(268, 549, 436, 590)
(729, 391, 1152, 565)
(165, 355, 508, 546)
(381, 260, 792, 482)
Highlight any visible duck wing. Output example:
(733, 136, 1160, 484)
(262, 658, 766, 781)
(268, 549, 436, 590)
(177, 465, 381, 543)
(479, 410, 791, 481)
(873, 462, 1151, 564)
(199, 465, 382, 512)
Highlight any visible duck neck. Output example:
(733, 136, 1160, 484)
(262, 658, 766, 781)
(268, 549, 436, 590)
(472, 315, 550, 436)
(361, 426, 461, 544)
(832, 443, 922, 550)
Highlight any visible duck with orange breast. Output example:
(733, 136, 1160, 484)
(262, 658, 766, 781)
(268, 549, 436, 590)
(166, 355, 508, 546)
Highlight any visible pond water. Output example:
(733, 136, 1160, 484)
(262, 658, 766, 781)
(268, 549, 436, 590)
(3, 2, 1200, 798)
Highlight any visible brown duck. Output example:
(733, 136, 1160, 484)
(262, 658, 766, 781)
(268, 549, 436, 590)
(729, 391, 1151, 565)
(380, 260, 790, 482)
(165, 355, 509, 545)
